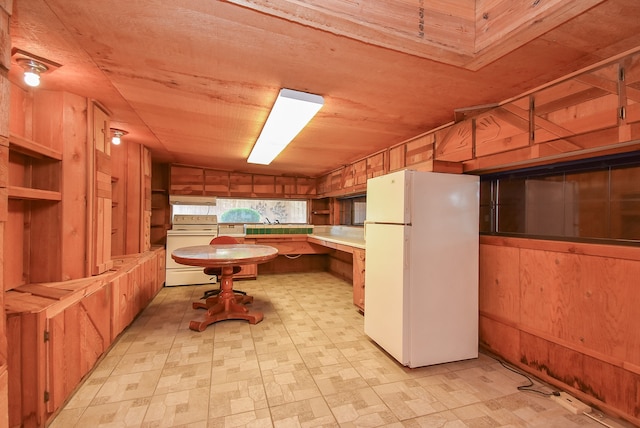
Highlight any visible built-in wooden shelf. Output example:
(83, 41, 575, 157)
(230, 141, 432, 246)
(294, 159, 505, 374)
(8, 186, 62, 201)
(9, 132, 62, 160)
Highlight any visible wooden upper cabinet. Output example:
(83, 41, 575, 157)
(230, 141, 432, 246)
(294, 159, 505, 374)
(622, 53, 640, 125)
(172, 165, 317, 198)
(171, 165, 205, 195)
(533, 62, 620, 146)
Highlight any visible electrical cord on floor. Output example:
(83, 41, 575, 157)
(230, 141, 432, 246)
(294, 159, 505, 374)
(487, 354, 560, 397)
(284, 254, 302, 259)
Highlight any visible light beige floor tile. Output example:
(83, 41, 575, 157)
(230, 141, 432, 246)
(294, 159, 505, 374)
(211, 353, 262, 385)
(297, 343, 350, 369)
(257, 347, 304, 373)
(47, 407, 85, 428)
(400, 410, 468, 428)
(155, 361, 213, 395)
(351, 355, 412, 386)
(209, 377, 268, 417)
(142, 387, 210, 427)
(270, 396, 337, 427)
(92, 369, 163, 405)
(372, 379, 449, 420)
(208, 408, 273, 428)
(73, 397, 151, 427)
(324, 386, 399, 427)
(288, 329, 333, 348)
(165, 341, 214, 368)
(50, 273, 632, 428)
(262, 366, 323, 406)
(309, 362, 370, 396)
(111, 349, 171, 376)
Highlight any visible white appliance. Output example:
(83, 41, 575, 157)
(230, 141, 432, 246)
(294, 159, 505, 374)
(165, 214, 219, 286)
(364, 169, 479, 368)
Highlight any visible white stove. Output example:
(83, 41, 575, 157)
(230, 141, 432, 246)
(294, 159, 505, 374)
(165, 214, 219, 286)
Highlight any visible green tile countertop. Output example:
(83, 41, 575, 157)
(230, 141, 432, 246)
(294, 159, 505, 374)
(241, 224, 365, 249)
(245, 224, 314, 235)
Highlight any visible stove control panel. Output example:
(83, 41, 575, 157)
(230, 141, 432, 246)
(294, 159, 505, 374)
(173, 214, 218, 226)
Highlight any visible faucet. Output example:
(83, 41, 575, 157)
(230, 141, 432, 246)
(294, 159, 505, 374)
(264, 218, 271, 224)
(275, 219, 280, 224)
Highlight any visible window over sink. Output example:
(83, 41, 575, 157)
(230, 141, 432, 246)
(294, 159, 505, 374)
(172, 197, 308, 224)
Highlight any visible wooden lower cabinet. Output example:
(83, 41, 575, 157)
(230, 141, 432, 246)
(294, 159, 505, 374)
(6, 284, 110, 427)
(235, 263, 257, 279)
(5, 248, 165, 428)
(352, 248, 365, 312)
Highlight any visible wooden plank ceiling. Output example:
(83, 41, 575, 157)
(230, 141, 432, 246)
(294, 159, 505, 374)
(7, 0, 640, 177)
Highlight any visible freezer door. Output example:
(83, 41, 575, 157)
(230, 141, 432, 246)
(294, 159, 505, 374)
(366, 170, 411, 224)
(364, 223, 410, 365)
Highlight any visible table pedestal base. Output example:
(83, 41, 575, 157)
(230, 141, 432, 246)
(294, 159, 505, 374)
(189, 266, 264, 331)
(192, 293, 253, 310)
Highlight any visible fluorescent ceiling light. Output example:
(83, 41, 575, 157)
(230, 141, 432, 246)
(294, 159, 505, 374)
(247, 88, 324, 165)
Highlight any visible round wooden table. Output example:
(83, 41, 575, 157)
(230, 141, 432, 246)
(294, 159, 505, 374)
(172, 244, 278, 331)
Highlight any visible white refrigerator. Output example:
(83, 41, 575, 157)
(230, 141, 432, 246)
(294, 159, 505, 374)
(364, 169, 479, 368)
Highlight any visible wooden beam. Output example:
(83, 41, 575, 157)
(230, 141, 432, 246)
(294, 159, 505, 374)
(225, 0, 603, 71)
(470, 0, 606, 69)
(535, 87, 609, 115)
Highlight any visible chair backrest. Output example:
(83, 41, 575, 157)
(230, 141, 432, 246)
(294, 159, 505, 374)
(209, 235, 239, 245)
(204, 235, 242, 276)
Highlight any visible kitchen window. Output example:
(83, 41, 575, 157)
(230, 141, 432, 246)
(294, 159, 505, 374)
(172, 198, 307, 224)
(480, 153, 640, 244)
(338, 195, 366, 226)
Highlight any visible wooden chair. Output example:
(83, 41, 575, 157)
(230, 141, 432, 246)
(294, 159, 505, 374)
(198, 235, 247, 301)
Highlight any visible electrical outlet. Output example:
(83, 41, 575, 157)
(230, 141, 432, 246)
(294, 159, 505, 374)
(551, 392, 591, 415)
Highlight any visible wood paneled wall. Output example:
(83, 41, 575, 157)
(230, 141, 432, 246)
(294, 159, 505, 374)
(111, 137, 152, 256)
(0, 1, 11, 426)
(479, 237, 640, 425)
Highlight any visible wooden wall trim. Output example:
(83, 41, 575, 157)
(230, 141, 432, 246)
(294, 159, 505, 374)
(480, 235, 640, 262)
(480, 310, 640, 377)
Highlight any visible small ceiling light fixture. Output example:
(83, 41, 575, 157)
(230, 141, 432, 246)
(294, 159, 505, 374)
(17, 58, 48, 87)
(247, 88, 324, 165)
(111, 128, 128, 145)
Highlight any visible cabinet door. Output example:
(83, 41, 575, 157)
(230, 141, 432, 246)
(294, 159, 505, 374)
(47, 286, 110, 414)
(88, 103, 113, 275)
(235, 263, 257, 279)
(352, 248, 365, 311)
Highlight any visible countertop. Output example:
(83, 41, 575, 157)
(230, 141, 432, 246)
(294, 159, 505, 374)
(218, 225, 365, 250)
(307, 233, 365, 249)
(307, 226, 365, 249)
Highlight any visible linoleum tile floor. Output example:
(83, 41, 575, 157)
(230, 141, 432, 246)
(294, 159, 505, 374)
(50, 272, 632, 428)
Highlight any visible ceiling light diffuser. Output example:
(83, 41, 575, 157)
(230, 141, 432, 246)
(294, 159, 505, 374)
(247, 88, 324, 165)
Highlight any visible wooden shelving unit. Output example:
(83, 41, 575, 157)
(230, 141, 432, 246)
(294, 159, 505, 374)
(310, 197, 332, 225)
(8, 132, 62, 201)
(151, 163, 170, 246)
(5, 133, 63, 289)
